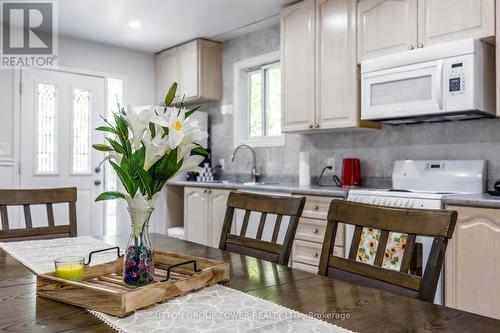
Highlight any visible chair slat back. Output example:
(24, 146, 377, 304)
(219, 191, 305, 265)
(319, 200, 457, 302)
(0, 188, 78, 242)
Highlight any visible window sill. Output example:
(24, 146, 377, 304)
(235, 136, 285, 148)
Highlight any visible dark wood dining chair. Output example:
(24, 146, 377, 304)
(0, 187, 77, 242)
(318, 199, 457, 302)
(219, 191, 306, 265)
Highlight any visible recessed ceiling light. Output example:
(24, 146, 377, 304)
(128, 20, 142, 29)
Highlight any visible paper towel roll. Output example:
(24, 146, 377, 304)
(299, 151, 310, 186)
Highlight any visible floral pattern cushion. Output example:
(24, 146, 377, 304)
(356, 228, 408, 271)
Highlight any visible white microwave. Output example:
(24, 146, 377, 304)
(361, 39, 495, 124)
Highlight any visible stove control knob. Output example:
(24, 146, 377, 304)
(404, 200, 411, 208)
(394, 199, 402, 207)
(373, 198, 379, 205)
(408, 201, 415, 208)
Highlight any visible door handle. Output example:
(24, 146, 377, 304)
(94, 179, 102, 186)
(95, 167, 101, 174)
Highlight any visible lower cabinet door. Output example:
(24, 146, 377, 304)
(208, 189, 231, 248)
(184, 187, 209, 246)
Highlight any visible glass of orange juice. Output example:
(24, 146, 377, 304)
(54, 256, 85, 282)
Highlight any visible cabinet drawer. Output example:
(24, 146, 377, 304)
(296, 218, 345, 246)
(302, 196, 333, 219)
(292, 240, 344, 266)
(291, 261, 318, 274)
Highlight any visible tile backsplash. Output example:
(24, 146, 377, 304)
(205, 24, 500, 189)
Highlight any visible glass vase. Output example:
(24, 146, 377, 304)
(123, 207, 154, 288)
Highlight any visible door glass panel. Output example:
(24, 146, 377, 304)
(370, 75, 432, 106)
(36, 83, 57, 174)
(105, 78, 124, 235)
(72, 88, 91, 174)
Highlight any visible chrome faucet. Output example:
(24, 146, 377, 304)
(230, 144, 261, 183)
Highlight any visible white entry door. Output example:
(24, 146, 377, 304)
(20, 68, 106, 236)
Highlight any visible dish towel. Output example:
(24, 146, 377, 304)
(0, 237, 354, 333)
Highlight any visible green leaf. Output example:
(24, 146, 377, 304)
(164, 82, 177, 106)
(92, 144, 113, 152)
(109, 160, 137, 197)
(95, 126, 117, 135)
(148, 122, 156, 138)
(137, 168, 154, 198)
(95, 191, 125, 202)
(185, 106, 200, 118)
(193, 145, 208, 156)
(114, 113, 129, 139)
(106, 138, 126, 155)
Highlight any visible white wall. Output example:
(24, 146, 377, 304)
(58, 36, 155, 106)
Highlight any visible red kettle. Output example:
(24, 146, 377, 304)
(341, 158, 361, 187)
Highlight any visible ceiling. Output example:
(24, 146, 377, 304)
(58, 0, 296, 53)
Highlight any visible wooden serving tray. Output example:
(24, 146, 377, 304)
(36, 250, 229, 317)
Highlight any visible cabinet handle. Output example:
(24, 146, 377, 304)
(408, 45, 415, 50)
(203, 189, 208, 193)
(208, 190, 212, 194)
(308, 123, 313, 129)
(314, 124, 320, 129)
(313, 205, 319, 211)
(313, 228, 319, 234)
(417, 43, 424, 48)
(313, 252, 319, 258)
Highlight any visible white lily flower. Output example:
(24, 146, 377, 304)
(125, 106, 155, 149)
(167, 108, 187, 149)
(143, 125, 170, 171)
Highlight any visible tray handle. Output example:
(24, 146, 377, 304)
(85, 246, 123, 266)
(162, 260, 202, 282)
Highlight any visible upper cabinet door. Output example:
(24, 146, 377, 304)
(179, 40, 199, 100)
(155, 48, 180, 104)
(418, 0, 495, 47)
(357, 0, 418, 62)
(281, 0, 316, 132)
(316, 0, 358, 129)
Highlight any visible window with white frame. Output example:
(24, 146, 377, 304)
(234, 51, 284, 147)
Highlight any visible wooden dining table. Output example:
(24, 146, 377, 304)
(1, 233, 500, 332)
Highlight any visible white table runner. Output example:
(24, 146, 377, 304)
(0, 237, 354, 333)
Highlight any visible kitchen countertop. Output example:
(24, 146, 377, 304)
(443, 193, 500, 209)
(169, 180, 500, 209)
(167, 180, 348, 198)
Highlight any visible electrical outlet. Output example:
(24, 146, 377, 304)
(326, 157, 336, 172)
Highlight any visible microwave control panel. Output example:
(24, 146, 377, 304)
(447, 62, 466, 96)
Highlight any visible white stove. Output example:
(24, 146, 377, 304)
(346, 160, 487, 305)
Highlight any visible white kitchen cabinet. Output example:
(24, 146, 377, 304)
(445, 205, 500, 320)
(281, 0, 316, 132)
(208, 189, 231, 248)
(281, 0, 378, 132)
(357, 0, 418, 62)
(357, 0, 495, 62)
(418, 0, 495, 47)
(155, 48, 180, 104)
(155, 39, 222, 105)
(290, 195, 345, 273)
(316, 0, 378, 130)
(184, 187, 231, 247)
(184, 187, 209, 245)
